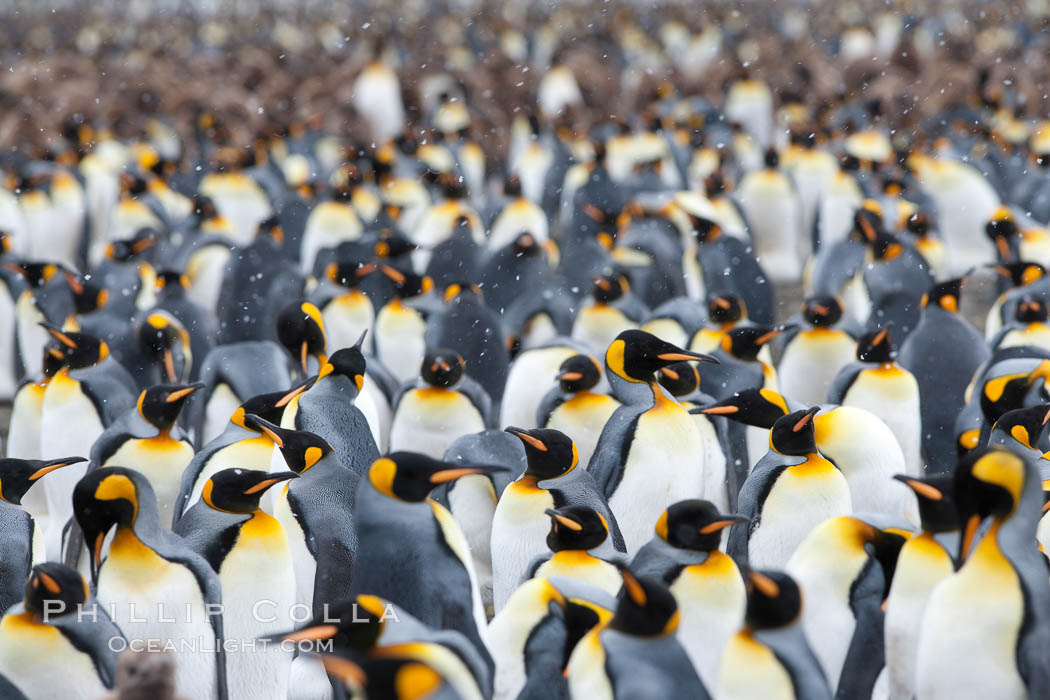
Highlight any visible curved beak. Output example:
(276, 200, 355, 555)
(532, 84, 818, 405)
(244, 414, 285, 447)
(243, 471, 299, 495)
(28, 456, 87, 481)
(793, 407, 821, 432)
(165, 382, 204, 404)
(892, 474, 943, 501)
(40, 322, 76, 349)
(545, 508, 584, 531)
(656, 349, 719, 364)
(504, 426, 548, 452)
(699, 514, 749, 534)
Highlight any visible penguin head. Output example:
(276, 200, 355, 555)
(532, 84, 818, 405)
(744, 569, 802, 630)
(691, 388, 790, 428)
(855, 325, 895, 363)
(420, 349, 464, 388)
(73, 468, 153, 581)
(921, 277, 965, 314)
(276, 300, 328, 374)
(990, 261, 1044, 288)
(9, 262, 59, 289)
(319, 650, 448, 699)
(870, 233, 906, 262)
(657, 361, 700, 397)
(769, 407, 821, 456)
(556, 354, 602, 393)
(992, 404, 1050, 452)
(654, 499, 748, 551)
(320, 343, 368, 393)
(68, 274, 109, 315)
(979, 363, 1050, 428)
(607, 329, 717, 384)
(591, 272, 628, 304)
(849, 207, 884, 245)
(229, 384, 308, 431)
(1013, 295, 1047, 324)
(367, 452, 502, 502)
(380, 266, 433, 300)
(505, 427, 578, 480)
(41, 324, 109, 369)
(801, 295, 844, 326)
(719, 325, 788, 361)
(511, 232, 542, 258)
(136, 383, 202, 434)
(689, 215, 723, 243)
(192, 195, 219, 222)
(106, 228, 157, 262)
(137, 312, 191, 383)
(201, 468, 298, 514)
(893, 473, 959, 533)
(326, 260, 376, 289)
(154, 269, 189, 294)
(442, 281, 483, 305)
(23, 563, 88, 619)
(954, 447, 1029, 559)
(707, 292, 745, 324)
(247, 417, 333, 474)
(545, 505, 609, 552)
(985, 207, 1019, 259)
(375, 230, 417, 260)
(609, 566, 679, 637)
(273, 594, 392, 651)
(906, 211, 932, 238)
(0, 456, 86, 505)
(504, 175, 522, 197)
(256, 215, 285, 245)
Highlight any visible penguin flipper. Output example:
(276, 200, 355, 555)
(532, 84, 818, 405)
(834, 559, 888, 700)
(727, 459, 790, 566)
(826, 364, 863, 405)
(535, 387, 566, 428)
(585, 404, 645, 498)
(291, 480, 359, 615)
(457, 376, 495, 428)
(52, 605, 125, 690)
(0, 509, 33, 613)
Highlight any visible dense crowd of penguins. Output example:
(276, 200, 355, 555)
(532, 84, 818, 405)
(4, 2, 1050, 699)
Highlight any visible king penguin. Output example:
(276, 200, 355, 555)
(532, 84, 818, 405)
(248, 418, 358, 614)
(717, 569, 833, 700)
(175, 468, 299, 700)
(86, 383, 200, 528)
(373, 267, 433, 385)
(588, 329, 717, 553)
(73, 467, 228, 699)
(173, 385, 306, 521)
(630, 499, 748, 686)
(536, 353, 621, 471)
(916, 447, 1050, 699)
(493, 427, 625, 612)
(566, 566, 709, 699)
(390, 348, 491, 456)
(785, 514, 910, 697)
(0, 456, 86, 611)
(829, 324, 924, 476)
(38, 325, 136, 558)
(727, 407, 852, 569)
(278, 343, 380, 475)
(350, 452, 498, 666)
(0, 563, 124, 700)
(524, 505, 623, 596)
(899, 277, 990, 473)
(884, 473, 958, 700)
(777, 295, 857, 407)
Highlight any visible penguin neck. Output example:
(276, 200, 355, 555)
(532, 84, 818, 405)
(607, 372, 658, 406)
